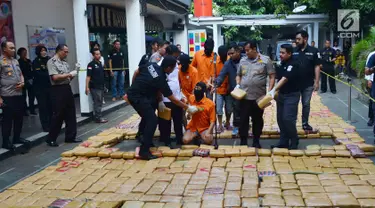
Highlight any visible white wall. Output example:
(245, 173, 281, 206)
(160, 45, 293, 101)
(12, 0, 79, 94)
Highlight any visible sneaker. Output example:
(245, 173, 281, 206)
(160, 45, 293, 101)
(302, 124, 313, 131)
(103, 100, 106, 104)
(368, 119, 374, 127)
(232, 127, 239, 136)
(95, 118, 108, 123)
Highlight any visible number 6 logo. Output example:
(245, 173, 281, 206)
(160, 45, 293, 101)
(338, 9, 360, 32)
(341, 11, 355, 30)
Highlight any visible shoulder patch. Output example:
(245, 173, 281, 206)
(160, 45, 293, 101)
(148, 65, 159, 78)
(287, 65, 293, 72)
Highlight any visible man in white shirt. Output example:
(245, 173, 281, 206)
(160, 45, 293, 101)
(365, 51, 375, 126)
(157, 45, 184, 146)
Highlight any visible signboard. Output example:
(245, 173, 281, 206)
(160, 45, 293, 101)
(0, 1, 14, 46)
(188, 29, 206, 57)
(337, 9, 360, 39)
(27, 26, 66, 61)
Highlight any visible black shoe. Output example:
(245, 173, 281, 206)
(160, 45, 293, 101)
(165, 143, 175, 149)
(139, 150, 158, 160)
(193, 138, 202, 146)
(95, 118, 108, 123)
(302, 124, 313, 131)
(30, 111, 37, 115)
(368, 119, 374, 127)
(42, 127, 50, 132)
(240, 139, 248, 146)
(13, 138, 30, 144)
(320, 90, 326, 94)
(65, 139, 82, 143)
(46, 141, 59, 147)
(3, 144, 16, 152)
(331, 91, 337, 94)
(271, 144, 288, 149)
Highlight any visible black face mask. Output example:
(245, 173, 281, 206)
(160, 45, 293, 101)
(194, 89, 204, 102)
(204, 47, 213, 57)
(181, 64, 189, 72)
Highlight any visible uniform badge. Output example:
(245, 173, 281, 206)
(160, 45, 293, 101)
(242, 69, 247, 75)
(36, 68, 40, 71)
(186, 76, 189, 79)
(88, 66, 92, 70)
(287, 65, 293, 72)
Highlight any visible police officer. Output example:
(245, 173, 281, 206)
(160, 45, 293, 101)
(293, 30, 321, 131)
(127, 55, 198, 160)
(32, 45, 52, 132)
(236, 40, 276, 148)
(108, 40, 125, 101)
(17, 47, 36, 116)
(320, 40, 337, 94)
(86, 48, 108, 123)
(0, 41, 26, 151)
(46, 44, 81, 147)
(271, 44, 302, 149)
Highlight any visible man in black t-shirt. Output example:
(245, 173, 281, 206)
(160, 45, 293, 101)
(127, 55, 198, 160)
(108, 40, 125, 101)
(292, 30, 321, 131)
(271, 44, 302, 149)
(86, 49, 108, 123)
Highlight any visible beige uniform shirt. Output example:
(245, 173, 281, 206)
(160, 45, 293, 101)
(47, 55, 72, 85)
(0, 56, 23, 96)
(237, 54, 275, 100)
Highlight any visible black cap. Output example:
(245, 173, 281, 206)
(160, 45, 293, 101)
(166, 45, 180, 55)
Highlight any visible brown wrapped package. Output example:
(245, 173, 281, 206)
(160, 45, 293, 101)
(98, 201, 123, 208)
(224, 197, 241, 207)
(160, 196, 183, 203)
(240, 189, 258, 198)
(163, 149, 180, 157)
(320, 150, 336, 157)
(240, 148, 256, 156)
(231, 88, 246, 100)
(272, 148, 289, 156)
(284, 195, 305, 207)
(289, 150, 304, 157)
(225, 149, 240, 157)
(209, 149, 225, 158)
(181, 145, 199, 150)
(324, 185, 351, 193)
(182, 202, 201, 208)
(261, 195, 285, 206)
(300, 186, 324, 193)
(121, 201, 145, 208)
(328, 193, 360, 207)
(242, 198, 260, 207)
(123, 152, 135, 159)
(178, 150, 194, 157)
(358, 199, 375, 208)
(350, 185, 375, 199)
(110, 152, 124, 159)
(280, 174, 296, 183)
(304, 197, 333, 207)
(281, 183, 298, 190)
(139, 194, 162, 202)
(282, 190, 302, 196)
(158, 107, 172, 120)
(258, 149, 272, 156)
(320, 179, 344, 186)
(163, 202, 183, 208)
(143, 203, 165, 208)
(257, 94, 273, 109)
(61, 150, 75, 157)
(344, 180, 369, 186)
(259, 188, 281, 196)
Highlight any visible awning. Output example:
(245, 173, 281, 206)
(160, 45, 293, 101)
(87, 4, 164, 32)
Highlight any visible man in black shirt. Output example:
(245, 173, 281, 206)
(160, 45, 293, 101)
(17, 47, 36, 115)
(86, 49, 108, 123)
(271, 44, 302, 149)
(293, 30, 321, 131)
(127, 55, 198, 160)
(108, 40, 125, 101)
(320, 40, 337, 94)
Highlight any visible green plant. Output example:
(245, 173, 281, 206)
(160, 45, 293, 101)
(351, 27, 375, 78)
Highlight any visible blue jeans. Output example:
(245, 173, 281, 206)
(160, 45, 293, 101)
(277, 92, 300, 148)
(216, 94, 233, 116)
(300, 86, 314, 125)
(111, 71, 125, 98)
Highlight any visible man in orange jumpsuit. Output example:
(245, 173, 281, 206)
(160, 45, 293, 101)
(183, 82, 216, 145)
(191, 38, 215, 100)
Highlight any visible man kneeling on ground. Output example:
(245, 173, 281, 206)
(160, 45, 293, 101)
(183, 82, 216, 145)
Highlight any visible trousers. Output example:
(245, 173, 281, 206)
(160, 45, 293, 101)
(111, 71, 125, 98)
(48, 85, 77, 142)
(300, 86, 314, 125)
(158, 102, 183, 144)
(90, 88, 103, 120)
(239, 99, 264, 142)
(23, 85, 35, 113)
(277, 92, 300, 148)
(1, 96, 24, 147)
(321, 65, 336, 92)
(34, 87, 52, 131)
(129, 97, 157, 150)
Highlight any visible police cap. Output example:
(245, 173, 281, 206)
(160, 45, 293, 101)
(160, 55, 177, 70)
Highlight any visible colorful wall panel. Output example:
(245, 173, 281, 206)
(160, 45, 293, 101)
(188, 29, 206, 57)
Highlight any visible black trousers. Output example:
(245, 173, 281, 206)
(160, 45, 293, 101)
(321, 65, 336, 92)
(48, 85, 77, 142)
(129, 97, 157, 151)
(277, 92, 300, 148)
(35, 87, 52, 131)
(159, 102, 183, 145)
(368, 87, 373, 120)
(2, 96, 24, 147)
(23, 85, 35, 113)
(232, 97, 241, 127)
(239, 99, 264, 142)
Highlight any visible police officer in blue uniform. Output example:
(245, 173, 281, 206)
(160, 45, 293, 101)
(32, 45, 52, 132)
(292, 31, 321, 131)
(320, 40, 337, 94)
(271, 44, 302, 149)
(127, 55, 198, 160)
